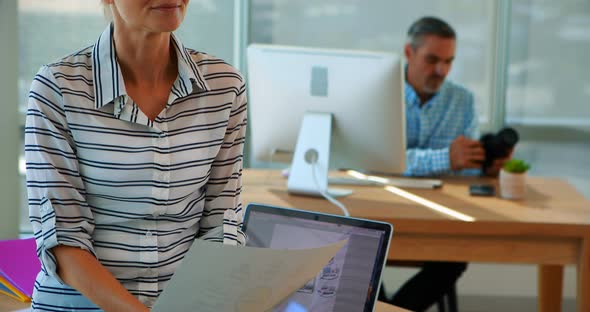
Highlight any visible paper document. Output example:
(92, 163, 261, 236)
(152, 239, 347, 312)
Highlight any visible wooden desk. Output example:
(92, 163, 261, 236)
(242, 169, 590, 312)
(0, 295, 407, 312)
(376, 301, 411, 312)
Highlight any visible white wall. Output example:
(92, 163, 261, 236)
(0, 0, 21, 239)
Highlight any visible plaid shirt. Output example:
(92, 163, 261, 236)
(404, 80, 480, 176)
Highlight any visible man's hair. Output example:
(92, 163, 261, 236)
(407, 17, 456, 49)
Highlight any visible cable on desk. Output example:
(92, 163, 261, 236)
(311, 161, 350, 217)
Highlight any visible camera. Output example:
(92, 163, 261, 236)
(480, 127, 519, 171)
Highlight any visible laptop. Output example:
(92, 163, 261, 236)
(242, 203, 393, 312)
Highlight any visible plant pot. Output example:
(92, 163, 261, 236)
(499, 169, 527, 200)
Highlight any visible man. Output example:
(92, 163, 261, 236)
(380, 17, 511, 311)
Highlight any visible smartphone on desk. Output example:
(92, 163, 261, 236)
(469, 184, 496, 197)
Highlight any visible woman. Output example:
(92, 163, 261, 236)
(25, 1, 247, 311)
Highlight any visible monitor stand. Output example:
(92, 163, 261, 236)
(287, 112, 353, 197)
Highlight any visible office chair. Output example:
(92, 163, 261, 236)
(379, 283, 457, 312)
(381, 260, 460, 312)
(436, 284, 458, 312)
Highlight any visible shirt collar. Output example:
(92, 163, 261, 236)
(170, 32, 210, 95)
(404, 82, 421, 109)
(91, 23, 210, 111)
(404, 80, 448, 109)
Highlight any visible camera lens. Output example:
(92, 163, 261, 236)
(497, 128, 519, 148)
(480, 127, 519, 171)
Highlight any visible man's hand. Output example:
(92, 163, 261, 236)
(449, 136, 485, 171)
(484, 148, 515, 177)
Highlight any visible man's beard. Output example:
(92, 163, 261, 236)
(423, 75, 445, 94)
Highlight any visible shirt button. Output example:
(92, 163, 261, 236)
(146, 231, 153, 237)
(152, 211, 160, 217)
(159, 132, 166, 138)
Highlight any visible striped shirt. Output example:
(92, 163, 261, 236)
(25, 24, 247, 310)
(404, 80, 480, 176)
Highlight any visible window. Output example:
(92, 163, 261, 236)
(250, 0, 498, 128)
(12, 0, 590, 233)
(507, 0, 590, 126)
(507, 0, 590, 197)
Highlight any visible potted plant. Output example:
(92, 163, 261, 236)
(499, 159, 531, 200)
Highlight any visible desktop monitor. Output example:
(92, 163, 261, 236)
(247, 44, 406, 195)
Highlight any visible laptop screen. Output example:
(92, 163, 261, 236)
(242, 204, 392, 312)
